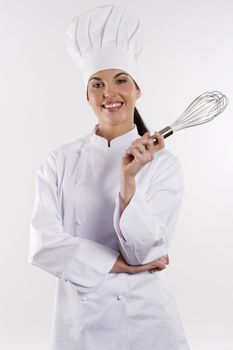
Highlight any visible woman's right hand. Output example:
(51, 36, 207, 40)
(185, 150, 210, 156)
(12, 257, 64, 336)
(110, 254, 169, 274)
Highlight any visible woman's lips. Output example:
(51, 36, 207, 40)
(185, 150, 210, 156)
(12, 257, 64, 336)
(102, 103, 124, 112)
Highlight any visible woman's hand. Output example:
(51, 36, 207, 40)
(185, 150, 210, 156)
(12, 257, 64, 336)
(110, 254, 169, 274)
(121, 131, 165, 179)
(119, 131, 165, 212)
(148, 255, 169, 273)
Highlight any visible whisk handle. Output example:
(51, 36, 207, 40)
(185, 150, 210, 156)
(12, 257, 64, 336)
(148, 126, 173, 144)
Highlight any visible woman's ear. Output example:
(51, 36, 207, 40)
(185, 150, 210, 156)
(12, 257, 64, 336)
(136, 89, 141, 100)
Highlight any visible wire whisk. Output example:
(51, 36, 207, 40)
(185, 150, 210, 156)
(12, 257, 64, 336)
(150, 91, 229, 143)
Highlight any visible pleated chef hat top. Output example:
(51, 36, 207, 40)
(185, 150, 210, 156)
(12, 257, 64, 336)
(64, 4, 144, 90)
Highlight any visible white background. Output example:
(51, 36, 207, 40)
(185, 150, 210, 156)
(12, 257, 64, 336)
(0, 0, 232, 349)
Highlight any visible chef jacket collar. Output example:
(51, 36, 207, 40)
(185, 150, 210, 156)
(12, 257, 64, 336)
(90, 123, 140, 149)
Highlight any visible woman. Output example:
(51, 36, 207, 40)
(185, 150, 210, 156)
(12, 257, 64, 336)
(86, 68, 168, 271)
(28, 4, 191, 350)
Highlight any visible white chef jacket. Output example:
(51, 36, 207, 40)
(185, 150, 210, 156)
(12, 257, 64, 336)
(28, 123, 191, 350)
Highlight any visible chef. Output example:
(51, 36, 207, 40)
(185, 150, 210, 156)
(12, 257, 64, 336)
(28, 4, 191, 350)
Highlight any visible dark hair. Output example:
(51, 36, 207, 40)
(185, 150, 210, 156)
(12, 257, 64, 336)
(86, 78, 149, 136)
(132, 79, 149, 136)
(133, 106, 149, 136)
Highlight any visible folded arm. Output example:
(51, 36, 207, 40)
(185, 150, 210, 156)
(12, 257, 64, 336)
(28, 152, 120, 293)
(113, 155, 184, 265)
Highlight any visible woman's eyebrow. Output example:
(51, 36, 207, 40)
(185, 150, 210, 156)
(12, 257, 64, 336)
(88, 72, 129, 83)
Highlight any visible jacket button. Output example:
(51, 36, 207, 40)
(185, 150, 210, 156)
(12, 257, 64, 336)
(81, 296, 87, 302)
(76, 219, 83, 225)
(117, 295, 122, 300)
(76, 180, 82, 185)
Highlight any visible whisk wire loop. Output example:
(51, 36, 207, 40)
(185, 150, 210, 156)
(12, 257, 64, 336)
(149, 90, 228, 142)
(171, 91, 228, 132)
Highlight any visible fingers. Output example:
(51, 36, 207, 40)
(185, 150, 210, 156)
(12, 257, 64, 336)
(155, 259, 167, 269)
(129, 144, 147, 157)
(126, 144, 153, 164)
(159, 255, 169, 265)
(129, 261, 169, 275)
(153, 132, 165, 150)
(129, 132, 154, 159)
(134, 143, 147, 153)
(127, 255, 170, 275)
(149, 255, 170, 273)
(158, 257, 167, 265)
(132, 131, 165, 152)
(147, 259, 167, 273)
(128, 260, 164, 274)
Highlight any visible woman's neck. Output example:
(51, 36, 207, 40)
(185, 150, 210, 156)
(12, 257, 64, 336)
(96, 123, 135, 142)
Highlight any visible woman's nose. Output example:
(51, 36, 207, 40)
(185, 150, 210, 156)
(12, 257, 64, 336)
(103, 85, 116, 97)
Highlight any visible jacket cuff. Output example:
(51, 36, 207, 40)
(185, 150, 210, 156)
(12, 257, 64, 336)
(62, 239, 120, 292)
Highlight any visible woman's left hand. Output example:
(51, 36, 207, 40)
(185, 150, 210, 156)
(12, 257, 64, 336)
(121, 131, 165, 179)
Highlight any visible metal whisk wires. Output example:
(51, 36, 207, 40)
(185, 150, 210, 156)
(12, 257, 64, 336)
(150, 91, 228, 142)
(171, 91, 228, 132)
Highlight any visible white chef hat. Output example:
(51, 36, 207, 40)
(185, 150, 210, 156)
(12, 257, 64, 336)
(64, 4, 144, 90)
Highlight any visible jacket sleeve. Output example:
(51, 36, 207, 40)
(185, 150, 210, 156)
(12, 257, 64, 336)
(113, 155, 184, 265)
(28, 152, 120, 293)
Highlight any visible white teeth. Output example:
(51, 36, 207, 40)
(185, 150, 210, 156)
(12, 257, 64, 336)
(104, 103, 122, 108)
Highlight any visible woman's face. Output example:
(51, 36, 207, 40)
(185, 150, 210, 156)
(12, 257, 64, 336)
(87, 69, 141, 128)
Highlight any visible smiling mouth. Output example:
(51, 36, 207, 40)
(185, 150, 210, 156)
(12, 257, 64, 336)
(101, 102, 124, 112)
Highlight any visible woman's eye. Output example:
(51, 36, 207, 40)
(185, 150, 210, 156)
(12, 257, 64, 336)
(92, 83, 103, 88)
(92, 79, 126, 88)
(117, 79, 127, 84)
